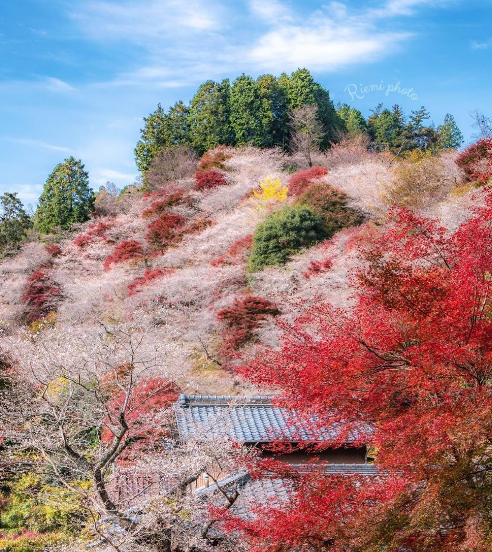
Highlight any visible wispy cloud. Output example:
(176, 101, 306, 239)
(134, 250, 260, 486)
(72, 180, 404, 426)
(75, 0, 459, 89)
(246, 19, 410, 73)
(248, 0, 294, 24)
(3, 137, 72, 153)
(92, 168, 137, 188)
(5, 184, 44, 205)
(0, 77, 75, 94)
(43, 77, 75, 93)
(70, 0, 226, 44)
(471, 38, 492, 50)
(371, 0, 457, 17)
(245, 0, 460, 74)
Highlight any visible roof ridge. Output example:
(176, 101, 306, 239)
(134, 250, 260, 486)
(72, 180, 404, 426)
(176, 394, 277, 406)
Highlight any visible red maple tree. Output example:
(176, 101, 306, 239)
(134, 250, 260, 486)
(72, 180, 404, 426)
(101, 376, 180, 460)
(231, 187, 492, 551)
(456, 138, 492, 185)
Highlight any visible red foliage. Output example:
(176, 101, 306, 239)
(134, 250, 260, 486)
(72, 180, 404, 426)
(456, 138, 492, 185)
(145, 212, 186, 249)
(220, 463, 403, 552)
(302, 257, 333, 278)
(217, 296, 280, 351)
(127, 267, 175, 296)
(45, 244, 62, 257)
(287, 166, 328, 196)
(101, 377, 180, 459)
(234, 189, 492, 551)
(104, 240, 144, 271)
(177, 217, 214, 239)
(198, 146, 232, 171)
(74, 221, 112, 248)
(22, 264, 61, 322)
(210, 235, 253, 267)
(194, 169, 227, 191)
(73, 233, 91, 248)
(141, 190, 191, 218)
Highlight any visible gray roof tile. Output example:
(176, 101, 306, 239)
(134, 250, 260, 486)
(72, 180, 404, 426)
(174, 395, 359, 443)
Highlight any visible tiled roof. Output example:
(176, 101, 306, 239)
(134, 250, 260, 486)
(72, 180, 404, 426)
(198, 464, 380, 517)
(174, 394, 353, 443)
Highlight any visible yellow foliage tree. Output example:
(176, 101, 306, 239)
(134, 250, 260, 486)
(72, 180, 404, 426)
(249, 176, 288, 221)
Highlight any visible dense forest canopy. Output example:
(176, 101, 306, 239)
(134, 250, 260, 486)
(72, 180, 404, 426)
(134, 68, 463, 173)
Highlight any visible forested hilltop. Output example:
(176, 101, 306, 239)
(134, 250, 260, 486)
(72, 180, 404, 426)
(135, 68, 462, 171)
(1, 70, 492, 551)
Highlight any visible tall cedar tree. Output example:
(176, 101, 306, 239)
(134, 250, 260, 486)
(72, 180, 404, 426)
(234, 189, 492, 551)
(368, 104, 405, 152)
(35, 157, 94, 233)
(256, 74, 289, 148)
(230, 74, 289, 148)
(134, 103, 168, 173)
(438, 113, 464, 149)
(230, 75, 266, 146)
(0, 192, 31, 252)
(336, 103, 369, 137)
(189, 79, 232, 155)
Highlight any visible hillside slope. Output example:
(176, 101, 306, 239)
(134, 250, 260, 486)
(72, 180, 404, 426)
(0, 145, 477, 395)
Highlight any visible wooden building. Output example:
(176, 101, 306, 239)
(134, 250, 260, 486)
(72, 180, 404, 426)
(173, 394, 374, 492)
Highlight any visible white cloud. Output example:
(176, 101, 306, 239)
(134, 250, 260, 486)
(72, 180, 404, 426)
(472, 38, 492, 50)
(70, 0, 224, 44)
(7, 183, 44, 205)
(248, 0, 294, 23)
(370, 0, 456, 18)
(324, 2, 349, 20)
(3, 137, 72, 153)
(92, 168, 137, 188)
(244, 0, 458, 74)
(247, 22, 410, 73)
(69, 0, 461, 87)
(43, 77, 75, 93)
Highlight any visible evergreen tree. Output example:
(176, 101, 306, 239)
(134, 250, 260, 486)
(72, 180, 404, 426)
(279, 68, 343, 147)
(166, 101, 191, 146)
(134, 104, 170, 173)
(368, 104, 399, 150)
(408, 106, 438, 150)
(35, 157, 94, 233)
(388, 104, 412, 153)
(248, 205, 328, 271)
(256, 74, 289, 148)
(438, 113, 464, 149)
(230, 75, 264, 146)
(0, 192, 31, 253)
(189, 79, 232, 154)
(336, 104, 368, 137)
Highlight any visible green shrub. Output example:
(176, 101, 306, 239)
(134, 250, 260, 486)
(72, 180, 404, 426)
(0, 473, 87, 536)
(248, 205, 328, 271)
(296, 183, 364, 236)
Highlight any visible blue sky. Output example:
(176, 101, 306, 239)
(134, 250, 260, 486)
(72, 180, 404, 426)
(0, 0, 491, 206)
